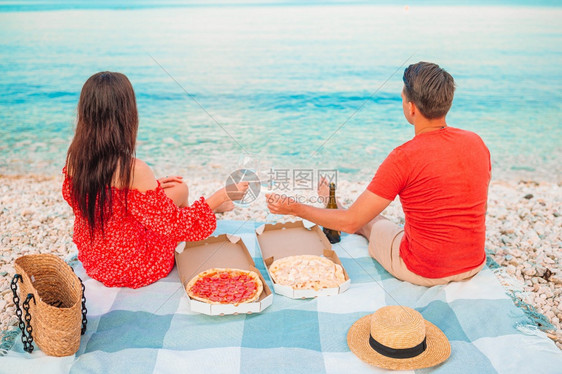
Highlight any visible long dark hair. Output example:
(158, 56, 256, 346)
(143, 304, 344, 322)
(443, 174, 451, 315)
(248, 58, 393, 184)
(66, 72, 138, 236)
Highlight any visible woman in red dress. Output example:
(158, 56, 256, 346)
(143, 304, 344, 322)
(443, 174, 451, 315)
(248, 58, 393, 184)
(63, 72, 247, 288)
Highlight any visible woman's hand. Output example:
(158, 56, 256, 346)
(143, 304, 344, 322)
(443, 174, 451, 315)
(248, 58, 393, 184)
(206, 182, 249, 212)
(158, 175, 184, 189)
(266, 193, 298, 215)
(225, 181, 249, 202)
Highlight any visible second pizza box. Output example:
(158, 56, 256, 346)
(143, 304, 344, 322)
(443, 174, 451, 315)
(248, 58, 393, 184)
(255, 220, 351, 299)
(175, 234, 273, 316)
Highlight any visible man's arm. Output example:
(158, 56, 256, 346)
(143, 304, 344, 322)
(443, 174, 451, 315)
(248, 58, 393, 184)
(266, 190, 392, 234)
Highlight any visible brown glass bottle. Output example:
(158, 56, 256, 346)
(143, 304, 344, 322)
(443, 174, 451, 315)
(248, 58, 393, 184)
(323, 182, 341, 243)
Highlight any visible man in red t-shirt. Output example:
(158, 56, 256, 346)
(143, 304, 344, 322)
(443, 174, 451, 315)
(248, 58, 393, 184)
(267, 61, 491, 286)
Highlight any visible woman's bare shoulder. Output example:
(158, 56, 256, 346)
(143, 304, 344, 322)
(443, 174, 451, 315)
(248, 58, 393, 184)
(131, 159, 158, 192)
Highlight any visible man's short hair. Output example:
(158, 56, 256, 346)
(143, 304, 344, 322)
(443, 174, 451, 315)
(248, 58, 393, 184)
(403, 62, 455, 119)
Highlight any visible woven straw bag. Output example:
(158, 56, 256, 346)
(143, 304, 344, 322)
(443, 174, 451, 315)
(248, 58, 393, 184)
(10, 254, 87, 356)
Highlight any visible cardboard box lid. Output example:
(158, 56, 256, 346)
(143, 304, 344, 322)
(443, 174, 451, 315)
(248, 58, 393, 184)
(176, 234, 257, 285)
(255, 220, 333, 261)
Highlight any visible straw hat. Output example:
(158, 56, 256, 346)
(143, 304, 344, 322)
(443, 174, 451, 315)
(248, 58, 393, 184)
(347, 305, 450, 370)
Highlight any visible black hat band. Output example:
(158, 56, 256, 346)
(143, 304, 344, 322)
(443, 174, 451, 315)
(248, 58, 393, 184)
(369, 335, 427, 359)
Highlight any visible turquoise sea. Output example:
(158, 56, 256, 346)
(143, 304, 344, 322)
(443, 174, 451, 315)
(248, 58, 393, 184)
(1, 1, 561, 182)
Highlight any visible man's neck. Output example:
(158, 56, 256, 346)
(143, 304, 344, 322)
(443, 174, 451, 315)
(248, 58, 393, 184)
(414, 117, 447, 136)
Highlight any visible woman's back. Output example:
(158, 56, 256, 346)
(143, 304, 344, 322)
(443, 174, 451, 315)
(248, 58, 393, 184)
(63, 165, 216, 288)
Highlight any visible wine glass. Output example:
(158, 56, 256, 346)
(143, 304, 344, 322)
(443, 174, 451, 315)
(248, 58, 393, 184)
(226, 153, 262, 208)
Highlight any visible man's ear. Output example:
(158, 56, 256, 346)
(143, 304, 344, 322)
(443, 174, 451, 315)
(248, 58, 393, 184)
(408, 101, 416, 117)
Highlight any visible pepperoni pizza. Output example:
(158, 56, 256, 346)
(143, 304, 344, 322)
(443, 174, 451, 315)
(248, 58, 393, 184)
(186, 268, 263, 305)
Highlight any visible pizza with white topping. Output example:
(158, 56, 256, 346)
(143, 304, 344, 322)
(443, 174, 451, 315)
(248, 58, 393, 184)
(269, 255, 346, 290)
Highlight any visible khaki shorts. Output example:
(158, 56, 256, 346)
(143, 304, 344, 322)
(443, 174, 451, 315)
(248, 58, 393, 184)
(368, 219, 485, 287)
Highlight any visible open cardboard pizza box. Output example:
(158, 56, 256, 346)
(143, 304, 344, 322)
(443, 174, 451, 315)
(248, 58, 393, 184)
(175, 234, 273, 316)
(255, 220, 351, 299)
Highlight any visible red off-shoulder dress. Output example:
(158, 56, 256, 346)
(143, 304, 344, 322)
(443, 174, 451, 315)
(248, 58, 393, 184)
(62, 168, 217, 288)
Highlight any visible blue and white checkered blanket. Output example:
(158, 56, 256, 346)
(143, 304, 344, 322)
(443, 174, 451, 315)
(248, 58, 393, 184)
(2, 220, 561, 373)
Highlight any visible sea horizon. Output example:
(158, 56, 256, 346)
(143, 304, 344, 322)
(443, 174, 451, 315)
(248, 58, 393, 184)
(1, 0, 562, 12)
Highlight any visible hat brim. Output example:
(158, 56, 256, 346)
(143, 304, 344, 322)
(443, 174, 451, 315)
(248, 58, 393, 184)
(347, 314, 451, 370)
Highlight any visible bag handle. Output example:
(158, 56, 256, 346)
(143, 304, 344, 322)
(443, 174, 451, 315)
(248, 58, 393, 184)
(79, 276, 88, 335)
(69, 266, 88, 335)
(11, 274, 35, 353)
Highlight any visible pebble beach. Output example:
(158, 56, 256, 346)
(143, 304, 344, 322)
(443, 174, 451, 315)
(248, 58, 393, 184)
(0, 173, 560, 350)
